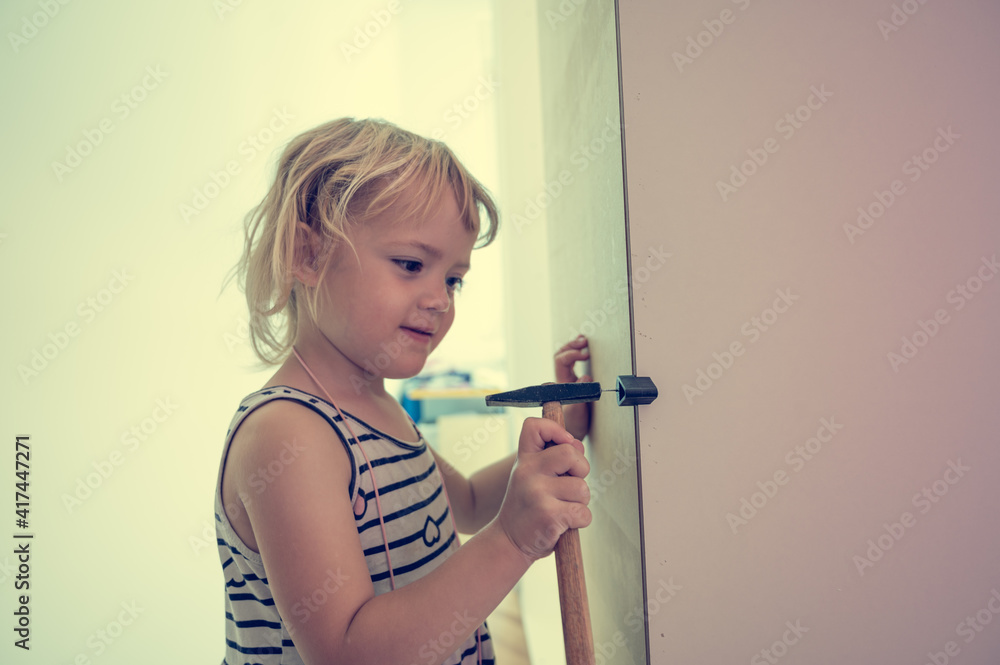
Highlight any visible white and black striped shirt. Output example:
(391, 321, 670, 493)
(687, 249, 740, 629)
(215, 386, 493, 665)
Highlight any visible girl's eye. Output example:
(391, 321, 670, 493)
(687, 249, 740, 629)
(394, 259, 422, 273)
(447, 276, 464, 292)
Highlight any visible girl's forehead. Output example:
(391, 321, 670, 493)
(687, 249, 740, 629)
(367, 217, 477, 250)
(360, 188, 473, 235)
(351, 200, 476, 252)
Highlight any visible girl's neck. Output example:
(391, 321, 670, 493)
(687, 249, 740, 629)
(277, 326, 389, 405)
(276, 342, 419, 444)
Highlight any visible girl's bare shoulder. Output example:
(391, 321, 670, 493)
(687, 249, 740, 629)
(229, 397, 352, 486)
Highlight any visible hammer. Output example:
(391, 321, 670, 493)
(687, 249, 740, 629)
(485, 376, 657, 665)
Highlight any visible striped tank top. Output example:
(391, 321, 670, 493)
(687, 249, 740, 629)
(215, 386, 494, 664)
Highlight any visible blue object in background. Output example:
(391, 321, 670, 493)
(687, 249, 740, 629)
(400, 371, 494, 423)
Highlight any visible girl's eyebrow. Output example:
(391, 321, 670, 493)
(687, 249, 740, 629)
(388, 241, 470, 270)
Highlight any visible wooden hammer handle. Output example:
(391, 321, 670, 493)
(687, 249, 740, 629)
(542, 400, 596, 665)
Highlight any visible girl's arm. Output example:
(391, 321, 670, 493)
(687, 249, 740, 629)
(229, 400, 590, 665)
(432, 448, 516, 534)
(435, 335, 593, 533)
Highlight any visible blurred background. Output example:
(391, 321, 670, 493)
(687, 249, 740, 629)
(1, 1, 568, 662)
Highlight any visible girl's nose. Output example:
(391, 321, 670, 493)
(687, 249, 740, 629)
(419, 281, 451, 313)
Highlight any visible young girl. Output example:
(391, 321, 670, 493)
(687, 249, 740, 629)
(215, 117, 593, 665)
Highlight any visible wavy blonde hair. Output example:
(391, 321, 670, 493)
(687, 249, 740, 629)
(227, 117, 500, 366)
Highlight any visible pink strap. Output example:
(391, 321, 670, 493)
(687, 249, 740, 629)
(291, 347, 397, 589)
(291, 347, 481, 663)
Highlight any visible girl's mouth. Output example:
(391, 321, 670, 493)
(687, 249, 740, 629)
(400, 326, 434, 342)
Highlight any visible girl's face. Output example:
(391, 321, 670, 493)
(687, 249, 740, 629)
(314, 189, 477, 383)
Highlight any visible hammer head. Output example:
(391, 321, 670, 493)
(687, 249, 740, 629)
(485, 381, 602, 408)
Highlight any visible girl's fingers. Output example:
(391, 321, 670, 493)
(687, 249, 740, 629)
(538, 440, 589, 478)
(563, 502, 593, 530)
(544, 475, 591, 506)
(555, 350, 589, 383)
(555, 336, 590, 383)
(518, 417, 577, 455)
(556, 335, 589, 353)
(555, 348, 589, 365)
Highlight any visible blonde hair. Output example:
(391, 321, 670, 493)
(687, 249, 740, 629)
(228, 117, 500, 366)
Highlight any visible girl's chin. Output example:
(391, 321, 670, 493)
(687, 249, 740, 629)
(351, 353, 428, 384)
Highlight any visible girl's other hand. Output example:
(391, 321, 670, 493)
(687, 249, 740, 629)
(555, 335, 592, 440)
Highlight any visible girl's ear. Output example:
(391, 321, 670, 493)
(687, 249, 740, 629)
(291, 221, 324, 287)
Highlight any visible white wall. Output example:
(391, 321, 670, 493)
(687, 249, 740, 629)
(619, 0, 1000, 662)
(492, 1, 565, 662)
(0, 1, 504, 662)
(495, 0, 648, 663)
